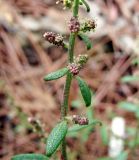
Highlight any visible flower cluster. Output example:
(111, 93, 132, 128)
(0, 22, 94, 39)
(56, 0, 73, 9)
(43, 32, 64, 46)
(67, 63, 80, 75)
(68, 17, 80, 33)
(74, 54, 88, 66)
(81, 19, 97, 32)
(72, 115, 89, 125)
(67, 54, 88, 75)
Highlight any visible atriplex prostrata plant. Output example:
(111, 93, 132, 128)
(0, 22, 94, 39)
(11, 0, 101, 160)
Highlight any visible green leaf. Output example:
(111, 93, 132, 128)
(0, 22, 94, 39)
(118, 102, 139, 113)
(80, 0, 90, 12)
(68, 120, 102, 133)
(128, 137, 139, 148)
(121, 75, 139, 83)
(127, 127, 136, 136)
(115, 151, 128, 160)
(97, 157, 112, 160)
(11, 154, 48, 160)
(100, 124, 109, 145)
(71, 99, 82, 108)
(46, 121, 68, 157)
(78, 33, 92, 50)
(77, 76, 92, 107)
(44, 68, 68, 81)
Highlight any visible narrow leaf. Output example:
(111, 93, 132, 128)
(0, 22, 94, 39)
(11, 154, 48, 160)
(80, 0, 90, 12)
(118, 101, 139, 113)
(121, 75, 139, 83)
(68, 120, 102, 133)
(100, 124, 109, 145)
(97, 158, 112, 160)
(44, 68, 68, 81)
(78, 33, 92, 50)
(77, 76, 91, 107)
(115, 151, 128, 160)
(46, 121, 68, 157)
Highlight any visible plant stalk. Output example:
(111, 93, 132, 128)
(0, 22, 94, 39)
(131, 118, 139, 157)
(61, 0, 80, 159)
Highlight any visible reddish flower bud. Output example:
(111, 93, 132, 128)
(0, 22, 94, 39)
(67, 63, 80, 75)
(43, 32, 64, 46)
(67, 54, 88, 75)
(72, 115, 89, 125)
(68, 17, 80, 33)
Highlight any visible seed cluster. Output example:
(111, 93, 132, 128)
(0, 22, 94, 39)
(72, 115, 89, 125)
(43, 32, 64, 46)
(68, 17, 80, 33)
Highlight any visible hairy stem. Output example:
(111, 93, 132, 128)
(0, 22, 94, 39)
(61, 72, 72, 119)
(61, 0, 80, 159)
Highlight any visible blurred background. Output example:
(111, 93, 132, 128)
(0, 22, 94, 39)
(0, 0, 139, 160)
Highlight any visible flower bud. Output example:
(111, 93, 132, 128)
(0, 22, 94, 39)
(81, 19, 97, 32)
(67, 63, 80, 75)
(63, 0, 73, 8)
(67, 54, 88, 75)
(68, 17, 80, 33)
(72, 115, 89, 125)
(56, 0, 73, 9)
(75, 54, 88, 66)
(43, 32, 64, 46)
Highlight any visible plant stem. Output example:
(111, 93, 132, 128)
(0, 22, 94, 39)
(131, 118, 139, 157)
(61, 73, 72, 119)
(61, 0, 80, 159)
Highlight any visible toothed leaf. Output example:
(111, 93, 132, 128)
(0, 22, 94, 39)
(44, 68, 68, 81)
(77, 76, 92, 107)
(46, 121, 68, 157)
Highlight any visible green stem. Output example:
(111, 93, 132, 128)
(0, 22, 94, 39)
(68, 33, 76, 62)
(61, 72, 72, 119)
(131, 118, 139, 157)
(73, 0, 80, 17)
(61, 0, 80, 159)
